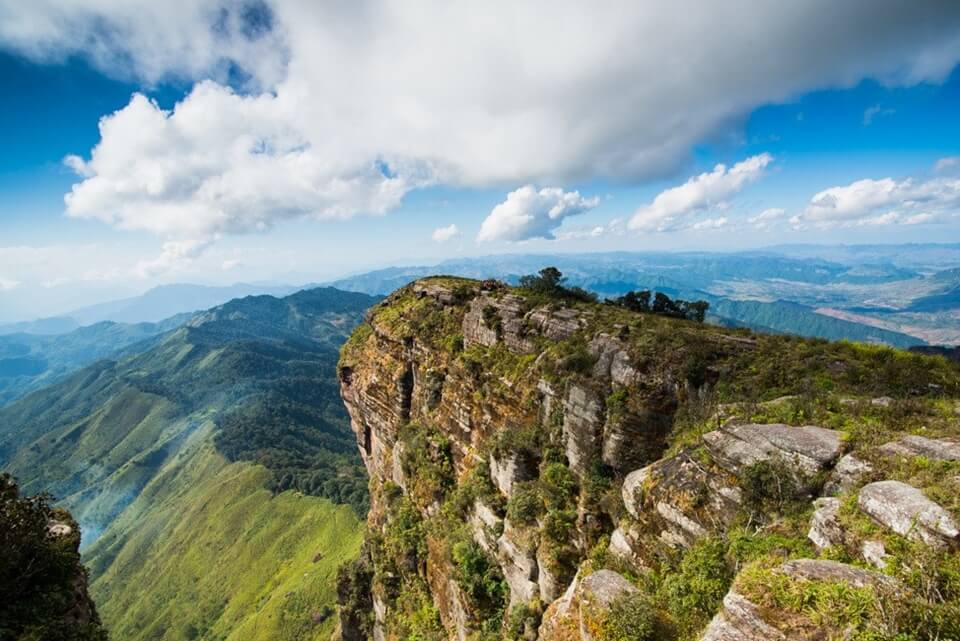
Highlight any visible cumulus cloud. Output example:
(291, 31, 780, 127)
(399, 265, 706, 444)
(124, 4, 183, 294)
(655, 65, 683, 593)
(748, 207, 787, 230)
(629, 154, 773, 232)
(477, 186, 600, 243)
(792, 176, 960, 229)
(2, 2, 959, 240)
(135, 239, 212, 278)
(431, 224, 461, 243)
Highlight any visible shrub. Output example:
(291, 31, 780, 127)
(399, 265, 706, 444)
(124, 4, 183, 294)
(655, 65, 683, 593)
(660, 537, 732, 636)
(506, 483, 543, 525)
(599, 593, 659, 641)
(451, 540, 507, 610)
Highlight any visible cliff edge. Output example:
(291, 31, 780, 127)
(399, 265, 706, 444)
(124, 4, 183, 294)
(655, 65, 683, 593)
(337, 276, 960, 641)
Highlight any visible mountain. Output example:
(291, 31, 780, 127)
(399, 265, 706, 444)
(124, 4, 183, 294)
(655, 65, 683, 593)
(0, 314, 190, 406)
(66, 282, 304, 325)
(329, 253, 933, 346)
(0, 286, 380, 641)
(0, 315, 81, 336)
(335, 277, 960, 641)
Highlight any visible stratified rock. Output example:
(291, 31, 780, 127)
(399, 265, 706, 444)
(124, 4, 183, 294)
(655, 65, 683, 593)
(462, 294, 535, 353)
(538, 569, 638, 641)
(858, 480, 959, 549)
(808, 497, 843, 550)
(497, 520, 539, 608)
(824, 453, 874, 495)
(490, 451, 537, 498)
(621, 466, 651, 519)
(700, 559, 896, 641)
(563, 383, 605, 474)
(703, 422, 843, 477)
(527, 307, 584, 341)
(469, 499, 502, 553)
(700, 591, 786, 641)
(878, 435, 960, 462)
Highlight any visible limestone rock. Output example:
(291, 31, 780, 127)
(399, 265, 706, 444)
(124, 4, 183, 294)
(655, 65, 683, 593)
(621, 466, 652, 519)
(824, 453, 874, 495)
(858, 480, 959, 549)
(700, 560, 895, 641)
(703, 422, 843, 477)
(879, 435, 960, 462)
(700, 590, 786, 641)
(490, 451, 537, 498)
(808, 497, 843, 550)
(563, 383, 605, 474)
(497, 520, 539, 608)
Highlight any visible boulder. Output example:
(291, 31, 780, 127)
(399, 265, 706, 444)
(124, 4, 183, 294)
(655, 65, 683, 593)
(807, 497, 843, 550)
(700, 591, 786, 641)
(878, 435, 960, 462)
(703, 422, 843, 477)
(861, 540, 889, 570)
(538, 570, 638, 641)
(824, 453, 873, 495)
(700, 559, 896, 641)
(858, 480, 959, 549)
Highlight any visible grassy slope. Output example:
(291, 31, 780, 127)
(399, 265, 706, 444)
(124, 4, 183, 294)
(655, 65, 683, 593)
(86, 430, 362, 641)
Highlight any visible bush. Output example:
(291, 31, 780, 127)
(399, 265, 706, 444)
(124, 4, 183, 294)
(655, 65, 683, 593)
(660, 537, 732, 636)
(600, 593, 659, 641)
(740, 458, 809, 519)
(506, 483, 543, 525)
(451, 540, 508, 611)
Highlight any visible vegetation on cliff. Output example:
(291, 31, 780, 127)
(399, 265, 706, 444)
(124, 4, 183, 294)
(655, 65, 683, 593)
(1, 474, 108, 641)
(338, 275, 960, 641)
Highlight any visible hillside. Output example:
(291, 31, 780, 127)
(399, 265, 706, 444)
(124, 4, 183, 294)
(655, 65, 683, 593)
(0, 286, 379, 641)
(0, 314, 190, 406)
(335, 276, 960, 641)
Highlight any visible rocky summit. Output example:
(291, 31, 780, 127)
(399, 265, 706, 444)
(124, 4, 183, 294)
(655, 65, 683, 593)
(336, 277, 960, 641)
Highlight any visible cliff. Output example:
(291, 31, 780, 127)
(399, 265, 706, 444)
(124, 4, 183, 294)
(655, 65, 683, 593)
(0, 474, 108, 641)
(337, 277, 960, 641)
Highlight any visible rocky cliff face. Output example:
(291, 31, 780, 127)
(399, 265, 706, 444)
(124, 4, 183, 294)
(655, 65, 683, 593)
(337, 277, 960, 641)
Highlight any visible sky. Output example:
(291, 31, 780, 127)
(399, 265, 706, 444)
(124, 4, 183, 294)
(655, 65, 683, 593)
(1, 1, 960, 320)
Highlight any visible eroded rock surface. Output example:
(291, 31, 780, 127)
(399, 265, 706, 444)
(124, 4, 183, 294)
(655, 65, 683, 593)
(703, 423, 843, 477)
(879, 435, 960, 461)
(858, 480, 959, 549)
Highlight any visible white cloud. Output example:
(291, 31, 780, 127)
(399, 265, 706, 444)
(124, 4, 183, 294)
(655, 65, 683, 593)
(0, 277, 20, 291)
(1, 2, 959, 240)
(792, 175, 960, 228)
(221, 258, 243, 270)
(629, 154, 773, 232)
(431, 224, 461, 243)
(690, 217, 730, 231)
(477, 186, 599, 243)
(862, 104, 895, 125)
(935, 157, 960, 173)
(748, 207, 786, 230)
(135, 239, 212, 278)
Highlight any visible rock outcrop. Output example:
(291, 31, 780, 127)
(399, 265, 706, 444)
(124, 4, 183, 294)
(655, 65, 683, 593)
(858, 480, 959, 549)
(336, 277, 960, 641)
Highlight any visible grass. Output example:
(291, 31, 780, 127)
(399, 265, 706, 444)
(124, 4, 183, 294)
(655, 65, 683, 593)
(86, 435, 363, 641)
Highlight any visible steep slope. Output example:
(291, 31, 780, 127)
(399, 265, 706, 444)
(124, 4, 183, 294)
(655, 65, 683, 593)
(1, 474, 107, 641)
(0, 286, 378, 641)
(0, 313, 189, 406)
(336, 277, 960, 641)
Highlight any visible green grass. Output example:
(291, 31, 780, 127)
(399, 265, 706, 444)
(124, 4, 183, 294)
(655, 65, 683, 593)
(86, 435, 363, 641)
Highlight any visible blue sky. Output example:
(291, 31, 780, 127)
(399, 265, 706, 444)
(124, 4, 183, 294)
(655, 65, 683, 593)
(1, 2, 959, 320)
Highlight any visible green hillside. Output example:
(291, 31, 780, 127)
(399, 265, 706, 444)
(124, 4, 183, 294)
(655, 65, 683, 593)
(0, 314, 189, 406)
(0, 286, 378, 641)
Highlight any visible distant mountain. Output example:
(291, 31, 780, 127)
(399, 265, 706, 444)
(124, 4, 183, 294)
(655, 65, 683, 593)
(0, 314, 190, 406)
(0, 286, 380, 641)
(0, 315, 80, 336)
(66, 282, 303, 324)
